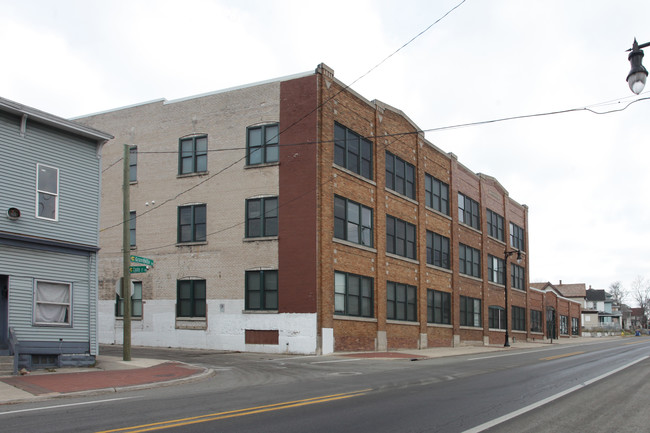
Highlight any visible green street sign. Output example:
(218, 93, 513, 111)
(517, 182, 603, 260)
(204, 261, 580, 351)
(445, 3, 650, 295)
(130, 255, 154, 267)
(129, 265, 148, 274)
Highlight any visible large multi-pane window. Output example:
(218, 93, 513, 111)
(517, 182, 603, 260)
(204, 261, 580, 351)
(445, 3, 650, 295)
(571, 317, 580, 335)
(488, 254, 505, 284)
(488, 306, 506, 329)
(385, 151, 415, 199)
(116, 280, 142, 318)
(512, 306, 526, 331)
(424, 173, 449, 215)
(245, 270, 278, 311)
(179, 135, 208, 174)
(510, 222, 525, 250)
(246, 197, 278, 238)
(334, 123, 373, 180)
(129, 211, 136, 248)
(560, 315, 569, 335)
(176, 279, 206, 317)
(34, 280, 71, 326)
(426, 231, 450, 269)
(36, 163, 59, 220)
(458, 193, 480, 230)
(427, 289, 451, 324)
(530, 309, 543, 332)
(386, 215, 416, 260)
(178, 204, 207, 243)
(334, 271, 373, 317)
(486, 209, 504, 241)
(459, 243, 481, 278)
(386, 281, 417, 322)
(247, 123, 279, 165)
(511, 263, 525, 290)
(460, 295, 481, 327)
(334, 196, 373, 247)
(129, 145, 137, 182)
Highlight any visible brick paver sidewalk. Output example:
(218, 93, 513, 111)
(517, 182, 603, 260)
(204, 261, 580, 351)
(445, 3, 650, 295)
(0, 362, 202, 395)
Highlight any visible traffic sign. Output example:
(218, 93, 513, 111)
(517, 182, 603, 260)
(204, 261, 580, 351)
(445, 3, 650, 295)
(129, 265, 148, 274)
(130, 255, 154, 267)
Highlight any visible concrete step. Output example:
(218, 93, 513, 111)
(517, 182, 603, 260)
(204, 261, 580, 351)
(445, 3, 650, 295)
(0, 356, 14, 376)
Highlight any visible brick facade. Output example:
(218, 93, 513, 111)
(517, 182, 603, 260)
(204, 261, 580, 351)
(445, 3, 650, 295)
(76, 63, 571, 354)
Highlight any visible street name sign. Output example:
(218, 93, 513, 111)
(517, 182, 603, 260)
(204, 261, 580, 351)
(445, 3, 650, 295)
(129, 265, 148, 274)
(130, 255, 154, 267)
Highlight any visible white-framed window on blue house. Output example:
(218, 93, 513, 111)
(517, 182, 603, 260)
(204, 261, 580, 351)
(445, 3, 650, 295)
(36, 163, 59, 221)
(34, 280, 71, 326)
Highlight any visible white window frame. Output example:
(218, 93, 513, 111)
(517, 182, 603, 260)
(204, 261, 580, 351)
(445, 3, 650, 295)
(33, 279, 72, 326)
(36, 163, 59, 221)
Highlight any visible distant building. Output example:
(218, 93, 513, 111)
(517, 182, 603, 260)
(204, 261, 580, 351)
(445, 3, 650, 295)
(584, 288, 622, 330)
(529, 282, 582, 339)
(0, 97, 112, 370)
(77, 63, 555, 353)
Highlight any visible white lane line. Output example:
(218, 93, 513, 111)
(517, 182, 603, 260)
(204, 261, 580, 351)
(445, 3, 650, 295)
(462, 356, 649, 433)
(467, 339, 634, 361)
(0, 395, 143, 416)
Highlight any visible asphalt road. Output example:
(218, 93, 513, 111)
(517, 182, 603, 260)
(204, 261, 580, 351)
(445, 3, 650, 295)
(1, 339, 648, 433)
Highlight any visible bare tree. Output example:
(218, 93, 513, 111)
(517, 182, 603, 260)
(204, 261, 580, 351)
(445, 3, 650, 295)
(630, 276, 650, 319)
(608, 281, 626, 305)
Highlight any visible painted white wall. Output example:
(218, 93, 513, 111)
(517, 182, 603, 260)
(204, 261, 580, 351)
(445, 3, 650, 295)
(98, 299, 317, 354)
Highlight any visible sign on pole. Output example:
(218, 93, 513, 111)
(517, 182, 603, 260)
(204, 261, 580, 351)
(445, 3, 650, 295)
(130, 255, 154, 267)
(129, 265, 148, 274)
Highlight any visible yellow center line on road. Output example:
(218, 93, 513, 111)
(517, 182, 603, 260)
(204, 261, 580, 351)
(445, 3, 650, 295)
(623, 340, 648, 345)
(94, 389, 371, 433)
(540, 351, 584, 361)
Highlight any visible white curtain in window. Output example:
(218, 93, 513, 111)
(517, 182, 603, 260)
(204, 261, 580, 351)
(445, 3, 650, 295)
(35, 281, 70, 323)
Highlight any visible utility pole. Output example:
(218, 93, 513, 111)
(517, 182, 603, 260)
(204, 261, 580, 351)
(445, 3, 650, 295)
(122, 144, 132, 361)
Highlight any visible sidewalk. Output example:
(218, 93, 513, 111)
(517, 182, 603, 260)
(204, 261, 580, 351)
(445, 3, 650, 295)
(0, 336, 627, 405)
(0, 355, 213, 405)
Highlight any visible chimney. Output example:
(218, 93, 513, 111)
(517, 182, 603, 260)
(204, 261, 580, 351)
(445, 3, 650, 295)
(559, 280, 562, 285)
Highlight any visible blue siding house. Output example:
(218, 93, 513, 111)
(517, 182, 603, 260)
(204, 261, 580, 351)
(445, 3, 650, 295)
(0, 97, 112, 371)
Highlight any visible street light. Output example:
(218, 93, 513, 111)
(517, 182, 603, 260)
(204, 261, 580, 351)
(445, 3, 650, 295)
(503, 249, 522, 347)
(626, 38, 650, 95)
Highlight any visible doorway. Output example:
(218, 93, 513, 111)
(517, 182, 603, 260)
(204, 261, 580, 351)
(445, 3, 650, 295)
(546, 306, 556, 340)
(0, 275, 8, 352)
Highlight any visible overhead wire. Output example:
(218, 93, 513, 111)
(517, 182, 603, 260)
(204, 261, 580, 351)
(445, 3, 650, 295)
(99, 0, 468, 234)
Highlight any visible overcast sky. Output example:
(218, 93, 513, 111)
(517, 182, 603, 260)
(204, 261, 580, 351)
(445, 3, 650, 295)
(2, 0, 649, 302)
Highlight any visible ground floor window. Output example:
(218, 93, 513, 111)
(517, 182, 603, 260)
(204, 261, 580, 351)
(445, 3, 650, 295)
(560, 315, 569, 335)
(460, 296, 481, 327)
(245, 270, 278, 310)
(387, 281, 417, 322)
(116, 280, 142, 318)
(530, 309, 542, 332)
(512, 306, 526, 331)
(34, 280, 71, 326)
(427, 289, 451, 324)
(571, 317, 579, 335)
(177, 279, 206, 317)
(488, 306, 505, 329)
(334, 271, 373, 317)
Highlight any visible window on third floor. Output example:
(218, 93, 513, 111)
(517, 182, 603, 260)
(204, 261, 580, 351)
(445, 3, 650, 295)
(334, 122, 373, 180)
(458, 192, 480, 230)
(179, 135, 207, 175)
(247, 124, 279, 165)
(385, 151, 415, 199)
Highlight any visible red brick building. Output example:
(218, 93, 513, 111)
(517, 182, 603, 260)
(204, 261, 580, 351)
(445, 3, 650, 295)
(80, 63, 551, 354)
